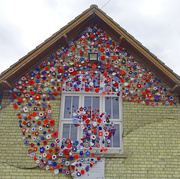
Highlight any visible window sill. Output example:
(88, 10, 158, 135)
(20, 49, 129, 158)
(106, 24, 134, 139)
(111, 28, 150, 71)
(57, 151, 127, 158)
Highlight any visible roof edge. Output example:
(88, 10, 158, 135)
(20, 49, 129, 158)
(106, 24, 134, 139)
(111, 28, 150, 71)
(0, 4, 179, 96)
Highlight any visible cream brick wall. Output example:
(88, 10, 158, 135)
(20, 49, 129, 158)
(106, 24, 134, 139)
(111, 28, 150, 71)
(0, 91, 180, 179)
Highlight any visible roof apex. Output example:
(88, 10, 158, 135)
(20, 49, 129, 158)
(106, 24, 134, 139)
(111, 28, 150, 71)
(0, 5, 180, 96)
(90, 4, 98, 8)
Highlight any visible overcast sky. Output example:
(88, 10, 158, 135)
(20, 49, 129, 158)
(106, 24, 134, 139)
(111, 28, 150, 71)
(0, 0, 179, 76)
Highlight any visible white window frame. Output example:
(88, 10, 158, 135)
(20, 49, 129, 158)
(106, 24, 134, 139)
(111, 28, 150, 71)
(58, 73, 123, 154)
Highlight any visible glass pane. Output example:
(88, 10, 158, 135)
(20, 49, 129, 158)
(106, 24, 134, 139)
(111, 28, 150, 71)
(113, 124, 120, 147)
(113, 97, 119, 119)
(64, 96, 71, 118)
(93, 97, 99, 111)
(83, 127, 99, 148)
(72, 96, 79, 115)
(105, 97, 111, 117)
(105, 129, 112, 147)
(84, 96, 91, 110)
(105, 140, 112, 147)
(70, 124, 77, 142)
(63, 124, 70, 139)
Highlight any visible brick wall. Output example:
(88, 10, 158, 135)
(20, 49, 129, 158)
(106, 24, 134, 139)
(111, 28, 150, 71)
(0, 90, 180, 179)
(0, 24, 179, 179)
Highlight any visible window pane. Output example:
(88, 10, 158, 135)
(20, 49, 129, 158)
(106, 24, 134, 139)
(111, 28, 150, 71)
(105, 138, 112, 147)
(113, 124, 120, 147)
(63, 124, 70, 139)
(84, 96, 91, 110)
(83, 127, 99, 148)
(64, 96, 71, 118)
(105, 97, 111, 117)
(64, 96, 79, 118)
(93, 97, 99, 111)
(62, 124, 78, 147)
(72, 96, 79, 115)
(112, 97, 119, 119)
(105, 125, 112, 147)
(70, 124, 77, 142)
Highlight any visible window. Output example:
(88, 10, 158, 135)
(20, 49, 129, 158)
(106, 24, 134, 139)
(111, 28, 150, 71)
(59, 71, 123, 153)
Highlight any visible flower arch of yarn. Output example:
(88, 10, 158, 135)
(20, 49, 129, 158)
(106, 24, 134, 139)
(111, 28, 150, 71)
(9, 25, 176, 176)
